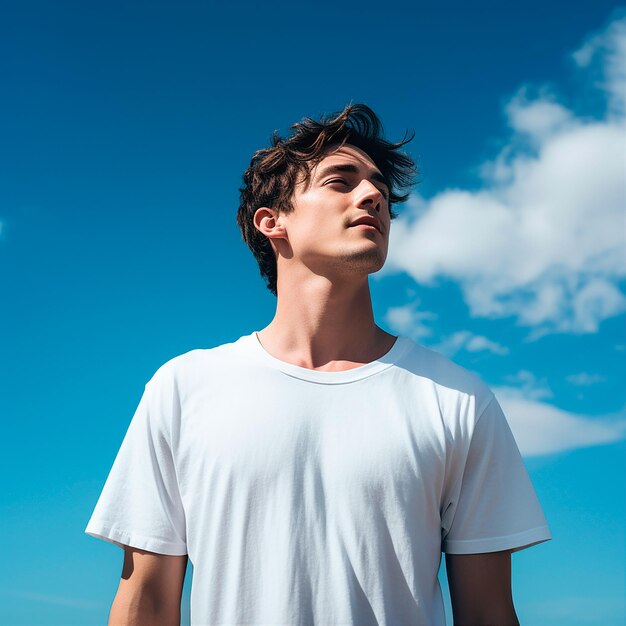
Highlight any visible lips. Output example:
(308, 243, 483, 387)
(350, 215, 383, 233)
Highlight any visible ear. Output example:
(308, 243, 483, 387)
(253, 207, 287, 240)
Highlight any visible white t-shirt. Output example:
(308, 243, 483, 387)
(85, 331, 551, 625)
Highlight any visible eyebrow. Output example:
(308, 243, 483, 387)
(314, 163, 390, 190)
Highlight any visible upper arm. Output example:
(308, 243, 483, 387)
(445, 550, 519, 626)
(109, 545, 188, 624)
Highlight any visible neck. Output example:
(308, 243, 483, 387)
(257, 272, 396, 371)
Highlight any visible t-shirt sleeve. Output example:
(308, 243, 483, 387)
(84, 365, 187, 555)
(441, 393, 551, 554)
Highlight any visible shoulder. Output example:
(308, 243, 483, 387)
(401, 338, 493, 402)
(145, 335, 247, 392)
(399, 337, 495, 429)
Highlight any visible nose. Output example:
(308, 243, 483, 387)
(355, 179, 384, 212)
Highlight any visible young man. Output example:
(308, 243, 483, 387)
(86, 104, 551, 625)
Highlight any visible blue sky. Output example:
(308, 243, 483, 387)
(1, 1, 625, 624)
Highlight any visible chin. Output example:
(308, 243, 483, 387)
(351, 256, 387, 275)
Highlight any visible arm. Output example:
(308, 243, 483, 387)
(445, 550, 519, 626)
(108, 546, 188, 626)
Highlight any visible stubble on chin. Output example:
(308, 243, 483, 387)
(330, 245, 386, 273)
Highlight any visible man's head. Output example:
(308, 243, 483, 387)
(237, 104, 417, 296)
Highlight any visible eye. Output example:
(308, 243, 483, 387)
(325, 178, 389, 201)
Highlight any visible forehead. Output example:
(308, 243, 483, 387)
(311, 143, 380, 175)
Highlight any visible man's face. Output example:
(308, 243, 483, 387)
(277, 143, 392, 280)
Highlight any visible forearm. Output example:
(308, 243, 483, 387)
(108, 587, 181, 626)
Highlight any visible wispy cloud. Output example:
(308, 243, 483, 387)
(384, 12, 626, 339)
(566, 372, 606, 386)
(1, 589, 103, 610)
(434, 330, 510, 356)
(572, 10, 626, 119)
(495, 385, 626, 456)
(384, 303, 509, 356)
(504, 369, 553, 400)
(384, 299, 437, 340)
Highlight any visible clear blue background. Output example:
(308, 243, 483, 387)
(1, 1, 624, 624)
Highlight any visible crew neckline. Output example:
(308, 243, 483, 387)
(244, 331, 412, 384)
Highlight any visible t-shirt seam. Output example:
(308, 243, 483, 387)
(442, 525, 552, 553)
(147, 362, 180, 465)
(443, 524, 551, 544)
(474, 390, 497, 426)
(141, 365, 188, 541)
(440, 389, 497, 538)
(248, 333, 415, 385)
(278, 359, 401, 385)
(86, 522, 187, 551)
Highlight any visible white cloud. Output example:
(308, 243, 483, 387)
(572, 9, 626, 119)
(464, 334, 509, 355)
(504, 88, 575, 144)
(566, 372, 606, 386)
(384, 300, 437, 340)
(384, 13, 626, 338)
(504, 369, 553, 400)
(384, 306, 510, 357)
(429, 329, 510, 357)
(495, 385, 626, 456)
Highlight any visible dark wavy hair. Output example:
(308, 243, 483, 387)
(236, 103, 418, 296)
